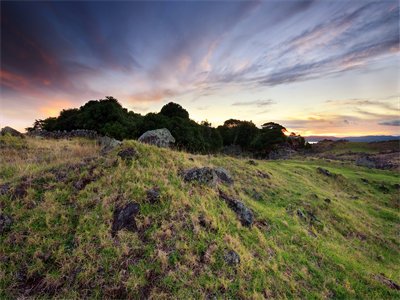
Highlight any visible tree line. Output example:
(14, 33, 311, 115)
(27, 96, 307, 154)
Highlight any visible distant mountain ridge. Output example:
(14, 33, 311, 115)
(305, 135, 400, 143)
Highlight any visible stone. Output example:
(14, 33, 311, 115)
(111, 202, 140, 236)
(247, 160, 258, 166)
(98, 136, 122, 154)
(374, 274, 400, 290)
(257, 170, 270, 179)
(146, 188, 160, 203)
(219, 190, 254, 227)
(297, 209, 307, 222)
(12, 184, 28, 200)
(251, 189, 263, 201)
(224, 250, 240, 266)
(117, 148, 138, 161)
(138, 128, 175, 148)
(0, 184, 10, 195)
(214, 167, 234, 186)
(0, 213, 13, 234)
(183, 167, 217, 188)
(1, 126, 23, 137)
(317, 167, 332, 176)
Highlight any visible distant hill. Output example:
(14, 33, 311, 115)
(305, 135, 400, 143)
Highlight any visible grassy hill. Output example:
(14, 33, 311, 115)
(1, 135, 399, 298)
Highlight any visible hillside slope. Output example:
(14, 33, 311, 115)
(1, 136, 399, 299)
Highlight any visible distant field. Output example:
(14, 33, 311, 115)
(1, 135, 399, 298)
(312, 139, 400, 154)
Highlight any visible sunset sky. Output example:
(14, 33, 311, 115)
(1, 0, 399, 136)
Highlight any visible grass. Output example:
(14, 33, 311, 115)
(0, 135, 399, 298)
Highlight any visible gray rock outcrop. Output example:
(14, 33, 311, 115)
(219, 190, 254, 227)
(183, 167, 217, 188)
(98, 136, 122, 154)
(111, 202, 140, 236)
(215, 167, 234, 186)
(138, 128, 175, 148)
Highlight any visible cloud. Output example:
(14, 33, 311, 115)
(232, 99, 275, 107)
(378, 120, 400, 126)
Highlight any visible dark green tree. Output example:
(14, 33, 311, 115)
(160, 102, 189, 119)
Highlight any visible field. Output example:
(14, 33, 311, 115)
(1, 135, 399, 298)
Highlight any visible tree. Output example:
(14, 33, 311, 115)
(160, 102, 189, 119)
(217, 119, 258, 149)
(250, 122, 287, 152)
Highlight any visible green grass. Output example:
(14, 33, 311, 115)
(0, 136, 399, 298)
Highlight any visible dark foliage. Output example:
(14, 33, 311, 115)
(28, 96, 306, 154)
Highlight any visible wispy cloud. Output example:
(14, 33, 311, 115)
(232, 99, 275, 107)
(378, 120, 400, 126)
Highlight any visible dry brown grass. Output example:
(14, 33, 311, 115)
(0, 135, 100, 183)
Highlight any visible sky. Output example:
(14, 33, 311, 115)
(1, 0, 399, 136)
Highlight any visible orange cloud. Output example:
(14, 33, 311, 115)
(0, 70, 30, 91)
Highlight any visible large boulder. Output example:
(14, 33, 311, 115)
(219, 190, 254, 227)
(1, 126, 23, 137)
(183, 167, 217, 188)
(138, 128, 175, 148)
(98, 136, 122, 154)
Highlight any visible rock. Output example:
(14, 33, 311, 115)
(324, 198, 331, 203)
(251, 189, 263, 201)
(111, 202, 140, 236)
(224, 250, 240, 266)
(12, 184, 28, 199)
(356, 156, 375, 169)
(98, 136, 122, 154)
(214, 167, 234, 186)
(117, 148, 138, 161)
(317, 167, 332, 176)
(183, 167, 217, 188)
(0, 184, 10, 195)
(257, 170, 270, 179)
(308, 229, 317, 238)
(138, 128, 175, 148)
(374, 274, 400, 290)
(297, 209, 307, 222)
(28, 129, 98, 139)
(1, 126, 23, 137)
(0, 213, 13, 234)
(247, 160, 258, 166)
(306, 210, 322, 224)
(219, 190, 254, 227)
(146, 188, 160, 203)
